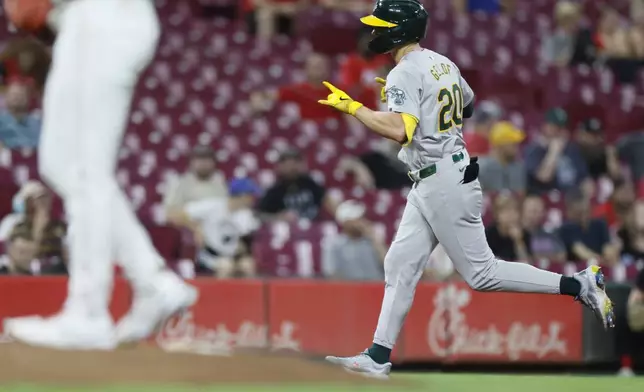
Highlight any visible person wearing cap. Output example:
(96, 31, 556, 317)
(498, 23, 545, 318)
(462, 100, 503, 156)
(194, 177, 262, 278)
(478, 121, 527, 195)
(321, 200, 387, 281)
(164, 144, 228, 247)
(525, 107, 590, 194)
(258, 148, 336, 221)
(575, 118, 622, 181)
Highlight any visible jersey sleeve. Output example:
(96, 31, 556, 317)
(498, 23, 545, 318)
(385, 67, 422, 120)
(459, 74, 475, 106)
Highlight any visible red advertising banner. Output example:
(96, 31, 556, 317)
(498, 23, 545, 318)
(0, 278, 583, 363)
(155, 279, 266, 354)
(404, 283, 583, 363)
(266, 281, 400, 358)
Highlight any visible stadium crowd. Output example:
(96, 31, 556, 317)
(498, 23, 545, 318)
(0, 0, 641, 329)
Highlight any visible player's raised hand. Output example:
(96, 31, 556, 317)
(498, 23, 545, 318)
(318, 81, 363, 116)
(375, 77, 387, 103)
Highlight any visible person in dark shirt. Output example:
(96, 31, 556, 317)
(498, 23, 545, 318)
(522, 195, 567, 262)
(525, 108, 590, 194)
(575, 118, 622, 181)
(558, 190, 619, 264)
(593, 178, 636, 229)
(258, 149, 336, 221)
(617, 132, 644, 182)
(618, 200, 644, 265)
(337, 139, 411, 190)
(485, 194, 532, 262)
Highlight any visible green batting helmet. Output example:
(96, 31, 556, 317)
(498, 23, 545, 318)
(360, 0, 429, 54)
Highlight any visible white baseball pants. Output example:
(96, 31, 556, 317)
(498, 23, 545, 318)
(373, 150, 564, 349)
(39, 0, 164, 316)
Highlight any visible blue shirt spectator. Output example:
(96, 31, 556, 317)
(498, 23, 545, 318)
(0, 82, 41, 149)
(468, 0, 500, 13)
(525, 108, 589, 194)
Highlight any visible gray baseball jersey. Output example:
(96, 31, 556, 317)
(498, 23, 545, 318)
(385, 49, 474, 171)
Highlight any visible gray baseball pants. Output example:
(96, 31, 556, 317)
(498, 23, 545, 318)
(373, 150, 563, 349)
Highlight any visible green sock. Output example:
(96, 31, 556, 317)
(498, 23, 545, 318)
(560, 276, 581, 297)
(367, 343, 391, 364)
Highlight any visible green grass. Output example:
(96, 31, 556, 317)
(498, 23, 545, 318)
(3, 373, 644, 392)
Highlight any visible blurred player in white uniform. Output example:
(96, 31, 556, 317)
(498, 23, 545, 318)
(4, 0, 198, 350)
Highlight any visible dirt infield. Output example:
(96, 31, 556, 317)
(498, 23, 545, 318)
(0, 344, 395, 387)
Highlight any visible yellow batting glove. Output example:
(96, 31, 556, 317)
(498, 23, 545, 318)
(375, 77, 387, 103)
(317, 81, 363, 116)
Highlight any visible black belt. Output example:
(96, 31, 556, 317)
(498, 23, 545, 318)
(408, 151, 465, 183)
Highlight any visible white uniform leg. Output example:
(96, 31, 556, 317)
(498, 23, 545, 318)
(39, 0, 164, 315)
(373, 199, 438, 349)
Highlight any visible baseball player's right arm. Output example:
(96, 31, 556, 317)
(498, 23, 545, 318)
(318, 82, 411, 144)
(318, 67, 420, 145)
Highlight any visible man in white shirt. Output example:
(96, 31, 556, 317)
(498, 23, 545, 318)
(164, 145, 228, 246)
(195, 178, 261, 278)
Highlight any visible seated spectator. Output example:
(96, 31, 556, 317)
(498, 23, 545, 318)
(629, 0, 644, 58)
(0, 180, 43, 241)
(522, 195, 567, 262)
(628, 267, 644, 332)
(258, 149, 336, 221)
(452, 0, 513, 15)
(322, 200, 386, 281)
(541, 1, 595, 67)
(478, 121, 526, 195)
(525, 108, 590, 195)
(618, 200, 644, 265)
(337, 139, 412, 190)
(0, 232, 39, 275)
(0, 81, 41, 149)
(558, 190, 620, 265)
(463, 100, 503, 156)
(575, 118, 622, 181)
(164, 145, 228, 247)
(0, 37, 50, 91)
(485, 194, 532, 262)
(617, 131, 644, 183)
(243, 0, 308, 39)
(598, 6, 641, 83)
(250, 53, 346, 120)
(196, 178, 261, 278)
(9, 183, 66, 265)
(593, 178, 636, 229)
(596, 6, 631, 59)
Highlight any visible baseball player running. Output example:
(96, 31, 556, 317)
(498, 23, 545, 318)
(318, 0, 614, 378)
(3, 0, 197, 350)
